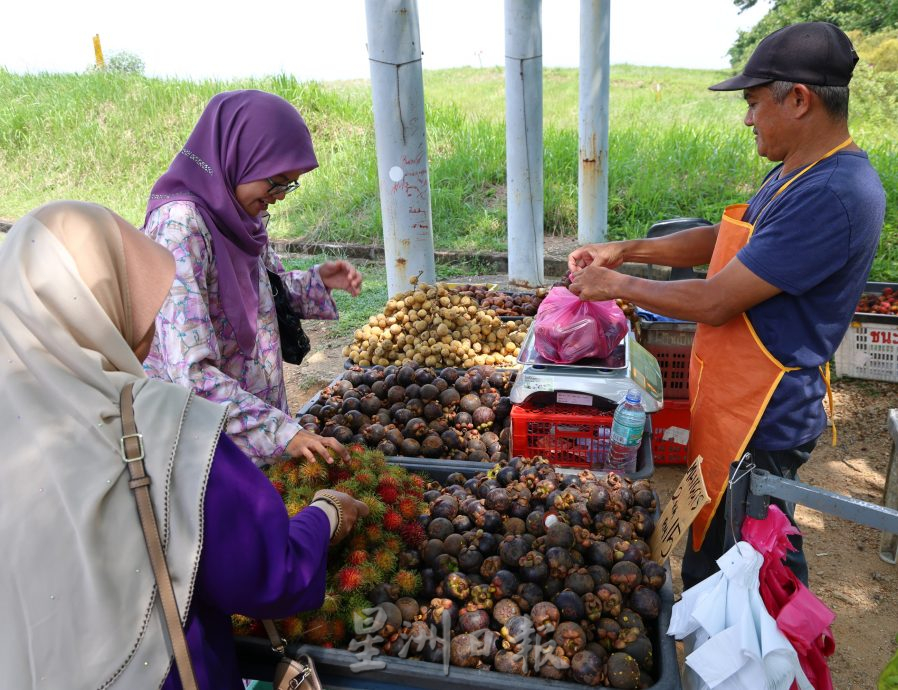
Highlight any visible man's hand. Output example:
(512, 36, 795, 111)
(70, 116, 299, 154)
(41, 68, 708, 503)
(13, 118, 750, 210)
(567, 241, 627, 273)
(286, 429, 349, 464)
(319, 260, 362, 297)
(568, 264, 623, 302)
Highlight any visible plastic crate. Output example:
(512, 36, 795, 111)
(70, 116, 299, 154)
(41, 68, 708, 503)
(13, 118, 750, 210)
(640, 321, 695, 400)
(235, 457, 679, 690)
(650, 399, 691, 466)
(510, 400, 654, 478)
(834, 320, 898, 383)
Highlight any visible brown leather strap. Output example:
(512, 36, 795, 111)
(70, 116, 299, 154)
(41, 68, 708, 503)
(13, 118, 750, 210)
(262, 619, 286, 655)
(120, 383, 198, 690)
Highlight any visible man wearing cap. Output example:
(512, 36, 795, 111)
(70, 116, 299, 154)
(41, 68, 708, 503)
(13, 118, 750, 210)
(567, 22, 885, 588)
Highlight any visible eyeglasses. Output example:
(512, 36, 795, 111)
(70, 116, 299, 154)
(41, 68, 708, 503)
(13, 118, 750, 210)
(266, 176, 301, 195)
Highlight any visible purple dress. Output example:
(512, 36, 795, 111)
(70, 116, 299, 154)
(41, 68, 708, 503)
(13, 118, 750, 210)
(161, 433, 330, 690)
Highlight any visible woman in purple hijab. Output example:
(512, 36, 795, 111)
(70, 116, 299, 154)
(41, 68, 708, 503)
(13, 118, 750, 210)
(143, 90, 362, 466)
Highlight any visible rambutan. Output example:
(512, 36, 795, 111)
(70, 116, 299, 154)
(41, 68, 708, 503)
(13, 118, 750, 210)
(383, 509, 403, 532)
(301, 615, 335, 645)
(348, 443, 366, 456)
(347, 549, 369, 566)
(396, 496, 421, 521)
(347, 533, 368, 552)
(359, 563, 383, 587)
(329, 468, 351, 483)
(270, 479, 286, 497)
(354, 471, 376, 488)
(336, 566, 364, 593)
(359, 494, 386, 521)
(364, 523, 385, 544)
(332, 482, 356, 496)
(399, 521, 426, 548)
(378, 474, 401, 490)
(382, 535, 403, 553)
(377, 484, 399, 505)
(373, 549, 397, 572)
(393, 569, 422, 596)
(284, 499, 305, 518)
(320, 592, 342, 615)
(298, 460, 328, 484)
(279, 616, 305, 641)
(231, 614, 260, 637)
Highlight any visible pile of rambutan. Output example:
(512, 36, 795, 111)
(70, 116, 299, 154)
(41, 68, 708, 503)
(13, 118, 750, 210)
(231, 444, 426, 647)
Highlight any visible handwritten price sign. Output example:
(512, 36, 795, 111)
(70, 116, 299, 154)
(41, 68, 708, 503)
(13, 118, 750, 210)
(649, 456, 710, 562)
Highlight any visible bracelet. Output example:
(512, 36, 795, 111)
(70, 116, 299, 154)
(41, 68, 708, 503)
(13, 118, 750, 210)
(313, 491, 344, 541)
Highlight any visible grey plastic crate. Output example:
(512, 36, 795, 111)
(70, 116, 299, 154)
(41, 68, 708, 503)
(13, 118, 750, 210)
(236, 458, 679, 690)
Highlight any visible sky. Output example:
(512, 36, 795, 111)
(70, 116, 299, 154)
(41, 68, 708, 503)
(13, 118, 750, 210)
(1, 1, 771, 82)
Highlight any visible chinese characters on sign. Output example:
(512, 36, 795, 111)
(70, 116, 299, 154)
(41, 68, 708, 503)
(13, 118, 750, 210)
(348, 606, 569, 676)
(649, 455, 710, 562)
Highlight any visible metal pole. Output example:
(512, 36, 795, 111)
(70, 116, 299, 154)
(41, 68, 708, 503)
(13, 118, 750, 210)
(366, 0, 436, 298)
(504, 0, 544, 288)
(578, 0, 610, 245)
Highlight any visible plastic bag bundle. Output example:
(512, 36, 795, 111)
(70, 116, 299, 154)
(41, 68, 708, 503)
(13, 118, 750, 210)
(533, 286, 628, 364)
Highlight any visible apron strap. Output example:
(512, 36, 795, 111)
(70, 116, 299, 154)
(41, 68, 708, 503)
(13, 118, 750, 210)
(820, 362, 838, 446)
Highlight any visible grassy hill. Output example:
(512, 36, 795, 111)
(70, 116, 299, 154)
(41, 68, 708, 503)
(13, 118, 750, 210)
(1, 65, 895, 279)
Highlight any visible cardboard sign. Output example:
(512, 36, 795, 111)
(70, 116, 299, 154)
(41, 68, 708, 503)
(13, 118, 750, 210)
(649, 455, 711, 562)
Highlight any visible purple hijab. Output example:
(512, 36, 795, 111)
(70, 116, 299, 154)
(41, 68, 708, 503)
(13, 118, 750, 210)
(145, 90, 318, 356)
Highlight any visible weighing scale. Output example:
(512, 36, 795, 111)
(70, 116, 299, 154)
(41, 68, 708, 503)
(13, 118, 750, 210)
(509, 327, 665, 413)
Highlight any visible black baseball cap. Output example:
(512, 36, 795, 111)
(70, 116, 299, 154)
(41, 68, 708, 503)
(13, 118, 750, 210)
(709, 22, 859, 91)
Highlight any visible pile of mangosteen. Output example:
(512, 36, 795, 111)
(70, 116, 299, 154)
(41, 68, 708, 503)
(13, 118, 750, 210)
(297, 363, 515, 462)
(366, 456, 667, 688)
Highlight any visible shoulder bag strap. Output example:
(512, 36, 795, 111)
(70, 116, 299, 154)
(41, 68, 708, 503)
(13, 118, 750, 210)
(120, 383, 199, 690)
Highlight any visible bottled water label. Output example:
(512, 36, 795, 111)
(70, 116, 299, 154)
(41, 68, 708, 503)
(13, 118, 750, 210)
(610, 423, 642, 447)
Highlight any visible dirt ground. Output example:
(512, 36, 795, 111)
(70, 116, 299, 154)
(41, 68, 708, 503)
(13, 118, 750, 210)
(284, 303, 898, 690)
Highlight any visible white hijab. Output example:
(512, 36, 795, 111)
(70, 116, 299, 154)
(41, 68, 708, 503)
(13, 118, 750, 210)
(0, 202, 228, 689)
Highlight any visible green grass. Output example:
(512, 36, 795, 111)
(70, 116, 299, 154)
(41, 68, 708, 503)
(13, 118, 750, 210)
(1, 65, 895, 279)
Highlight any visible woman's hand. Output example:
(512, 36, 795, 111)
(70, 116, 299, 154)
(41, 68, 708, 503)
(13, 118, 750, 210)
(313, 490, 371, 543)
(286, 429, 349, 464)
(319, 260, 362, 297)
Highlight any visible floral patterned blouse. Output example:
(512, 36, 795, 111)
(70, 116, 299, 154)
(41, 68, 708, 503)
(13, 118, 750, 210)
(143, 200, 338, 466)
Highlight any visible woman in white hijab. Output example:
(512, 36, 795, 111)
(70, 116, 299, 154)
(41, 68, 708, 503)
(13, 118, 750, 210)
(0, 201, 367, 690)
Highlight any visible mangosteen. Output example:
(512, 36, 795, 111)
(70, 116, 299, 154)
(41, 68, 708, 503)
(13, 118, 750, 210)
(586, 564, 610, 587)
(393, 408, 413, 427)
(358, 394, 382, 417)
(376, 439, 397, 455)
(459, 393, 481, 415)
(628, 586, 660, 621)
(449, 632, 484, 668)
(419, 568, 437, 599)
(362, 423, 386, 447)
(467, 450, 490, 463)
(453, 411, 473, 430)
(439, 367, 459, 384)
(454, 375, 474, 394)
(630, 507, 655, 538)
(420, 434, 444, 458)
(370, 380, 388, 400)
(499, 615, 533, 652)
(396, 365, 416, 387)
(479, 509, 503, 533)
(405, 398, 424, 418)
(421, 538, 445, 566)
(546, 546, 575, 579)
(545, 522, 575, 550)
(530, 601, 560, 638)
(553, 589, 586, 622)
(564, 568, 596, 596)
(543, 576, 565, 600)
(387, 384, 406, 404)
(443, 572, 470, 601)
(423, 489, 441, 503)
(641, 560, 667, 590)
(419, 383, 439, 402)
(433, 553, 459, 580)
(517, 550, 548, 584)
(398, 550, 421, 570)
(453, 514, 473, 533)
(428, 517, 454, 541)
(485, 487, 511, 513)
(553, 620, 588, 657)
(492, 598, 521, 626)
(621, 634, 653, 672)
(423, 401, 443, 421)
(596, 583, 623, 618)
(414, 367, 436, 385)
(570, 650, 605, 686)
(458, 608, 491, 633)
(475, 531, 499, 556)
(400, 437, 421, 457)
(468, 583, 494, 611)
(431, 495, 459, 520)
(396, 596, 419, 624)
(472, 406, 496, 431)
(405, 384, 421, 401)
(479, 555, 502, 580)
(493, 649, 526, 675)
(368, 582, 400, 605)
(457, 545, 484, 574)
(606, 652, 641, 689)
(525, 510, 546, 537)
(498, 534, 529, 568)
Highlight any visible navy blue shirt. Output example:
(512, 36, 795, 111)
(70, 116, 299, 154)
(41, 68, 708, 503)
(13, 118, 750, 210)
(737, 150, 885, 449)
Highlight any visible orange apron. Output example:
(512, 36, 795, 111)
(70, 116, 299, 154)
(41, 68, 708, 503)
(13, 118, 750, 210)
(688, 138, 852, 550)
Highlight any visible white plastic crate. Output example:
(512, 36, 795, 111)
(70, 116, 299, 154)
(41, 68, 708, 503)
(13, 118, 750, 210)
(835, 320, 898, 383)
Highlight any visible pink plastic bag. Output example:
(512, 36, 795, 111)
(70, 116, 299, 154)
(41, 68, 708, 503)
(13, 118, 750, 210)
(533, 286, 629, 363)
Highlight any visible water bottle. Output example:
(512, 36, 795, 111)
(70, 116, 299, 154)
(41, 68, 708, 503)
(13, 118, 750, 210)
(607, 388, 646, 474)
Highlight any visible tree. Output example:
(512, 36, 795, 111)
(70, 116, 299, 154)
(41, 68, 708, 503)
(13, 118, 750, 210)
(729, 0, 898, 66)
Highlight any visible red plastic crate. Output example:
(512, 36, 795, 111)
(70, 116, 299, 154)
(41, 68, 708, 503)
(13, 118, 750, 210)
(650, 399, 691, 465)
(511, 401, 615, 469)
(645, 343, 691, 400)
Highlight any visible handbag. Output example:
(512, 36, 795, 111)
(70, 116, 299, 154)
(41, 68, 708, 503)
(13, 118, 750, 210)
(267, 269, 311, 365)
(120, 384, 323, 690)
(263, 620, 324, 690)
